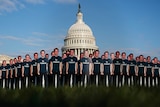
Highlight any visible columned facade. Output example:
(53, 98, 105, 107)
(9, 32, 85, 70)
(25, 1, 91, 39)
(0, 55, 13, 64)
(62, 5, 98, 59)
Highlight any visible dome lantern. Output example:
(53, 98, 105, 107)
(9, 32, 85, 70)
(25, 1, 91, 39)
(76, 4, 83, 24)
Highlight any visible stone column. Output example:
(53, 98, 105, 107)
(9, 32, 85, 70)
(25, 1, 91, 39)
(89, 49, 91, 54)
(75, 49, 77, 56)
(78, 49, 80, 58)
(91, 49, 93, 54)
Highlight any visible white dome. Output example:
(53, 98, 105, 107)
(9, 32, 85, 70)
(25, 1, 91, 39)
(67, 23, 93, 39)
(62, 4, 98, 58)
(63, 11, 98, 48)
(65, 11, 94, 39)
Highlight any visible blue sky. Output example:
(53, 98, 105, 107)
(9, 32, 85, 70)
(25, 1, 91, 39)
(0, 0, 160, 59)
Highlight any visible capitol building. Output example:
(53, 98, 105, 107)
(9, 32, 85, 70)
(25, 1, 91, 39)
(61, 5, 98, 58)
(0, 55, 13, 64)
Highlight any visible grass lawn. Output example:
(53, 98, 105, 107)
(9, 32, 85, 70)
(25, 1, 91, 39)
(0, 86, 159, 107)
